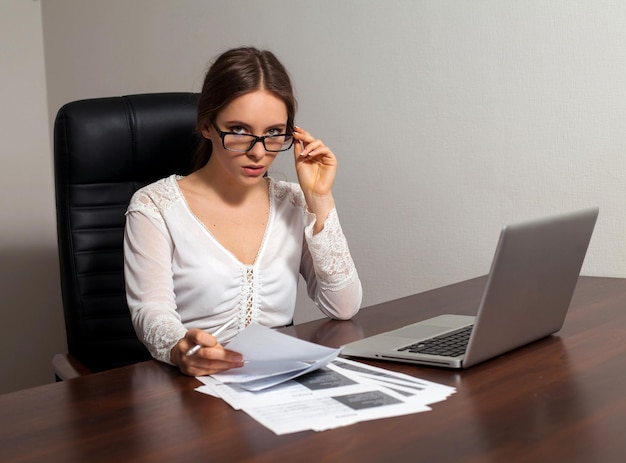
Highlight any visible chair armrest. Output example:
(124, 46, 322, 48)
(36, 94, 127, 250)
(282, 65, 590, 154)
(53, 353, 92, 380)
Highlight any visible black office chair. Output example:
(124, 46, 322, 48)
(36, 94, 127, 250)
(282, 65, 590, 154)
(52, 93, 200, 380)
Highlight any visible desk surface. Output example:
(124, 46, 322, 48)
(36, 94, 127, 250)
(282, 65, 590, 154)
(2, 276, 626, 463)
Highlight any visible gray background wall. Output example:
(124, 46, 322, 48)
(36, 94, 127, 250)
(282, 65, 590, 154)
(1, 0, 624, 394)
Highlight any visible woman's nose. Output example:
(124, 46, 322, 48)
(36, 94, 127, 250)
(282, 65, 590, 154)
(246, 139, 266, 159)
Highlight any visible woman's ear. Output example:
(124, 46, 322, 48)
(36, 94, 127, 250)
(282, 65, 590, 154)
(200, 125, 211, 139)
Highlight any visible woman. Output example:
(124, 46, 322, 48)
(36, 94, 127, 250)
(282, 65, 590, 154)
(124, 47, 362, 377)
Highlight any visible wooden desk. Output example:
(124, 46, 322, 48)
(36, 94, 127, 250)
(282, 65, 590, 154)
(2, 276, 625, 463)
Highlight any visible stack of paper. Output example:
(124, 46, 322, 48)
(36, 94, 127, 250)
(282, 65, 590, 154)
(195, 324, 456, 435)
(208, 323, 343, 391)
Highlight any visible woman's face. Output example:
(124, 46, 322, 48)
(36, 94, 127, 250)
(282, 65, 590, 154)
(202, 90, 289, 187)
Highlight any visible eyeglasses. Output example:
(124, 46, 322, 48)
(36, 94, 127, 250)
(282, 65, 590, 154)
(211, 121, 294, 153)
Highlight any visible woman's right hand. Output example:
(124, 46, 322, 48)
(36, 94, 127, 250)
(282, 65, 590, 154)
(171, 328, 244, 376)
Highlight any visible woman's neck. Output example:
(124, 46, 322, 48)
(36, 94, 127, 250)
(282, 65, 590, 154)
(192, 160, 268, 206)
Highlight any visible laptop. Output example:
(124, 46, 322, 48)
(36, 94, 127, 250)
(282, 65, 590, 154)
(342, 207, 599, 369)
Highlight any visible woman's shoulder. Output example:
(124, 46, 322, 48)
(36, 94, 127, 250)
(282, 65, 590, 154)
(127, 174, 183, 217)
(270, 177, 306, 209)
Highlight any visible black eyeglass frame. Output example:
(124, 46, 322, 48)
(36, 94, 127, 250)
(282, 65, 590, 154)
(211, 121, 294, 153)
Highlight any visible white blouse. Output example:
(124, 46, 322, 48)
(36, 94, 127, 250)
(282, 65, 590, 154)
(123, 175, 362, 364)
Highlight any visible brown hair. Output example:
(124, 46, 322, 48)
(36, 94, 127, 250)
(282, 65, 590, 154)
(191, 47, 297, 171)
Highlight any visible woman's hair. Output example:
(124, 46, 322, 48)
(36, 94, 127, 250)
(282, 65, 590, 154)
(191, 47, 297, 171)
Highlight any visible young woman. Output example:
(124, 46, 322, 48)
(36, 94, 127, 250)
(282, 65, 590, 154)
(124, 47, 362, 377)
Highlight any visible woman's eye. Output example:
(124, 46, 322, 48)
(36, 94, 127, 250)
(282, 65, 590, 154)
(266, 128, 282, 136)
(229, 126, 248, 134)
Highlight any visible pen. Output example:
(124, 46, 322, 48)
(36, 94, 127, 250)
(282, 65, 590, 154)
(186, 316, 238, 357)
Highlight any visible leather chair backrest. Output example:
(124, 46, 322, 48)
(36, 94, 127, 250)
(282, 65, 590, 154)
(54, 93, 200, 372)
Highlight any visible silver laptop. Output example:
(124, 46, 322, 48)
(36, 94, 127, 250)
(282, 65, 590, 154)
(342, 207, 599, 369)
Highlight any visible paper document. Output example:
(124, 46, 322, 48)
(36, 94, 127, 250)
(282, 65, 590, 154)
(207, 323, 342, 391)
(196, 356, 456, 435)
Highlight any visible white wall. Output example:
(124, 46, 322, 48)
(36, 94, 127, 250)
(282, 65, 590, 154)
(2, 0, 624, 393)
(0, 0, 64, 394)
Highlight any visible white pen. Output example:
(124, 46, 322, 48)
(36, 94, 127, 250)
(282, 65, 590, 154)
(185, 316, 238, 357)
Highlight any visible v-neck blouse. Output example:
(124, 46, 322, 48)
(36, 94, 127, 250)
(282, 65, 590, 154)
(123, 175, 362, 364)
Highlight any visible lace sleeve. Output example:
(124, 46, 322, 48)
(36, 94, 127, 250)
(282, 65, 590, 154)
(143, 315, 188, 365)
(127, 175, 181, 220)
(124, 180, 187, 365)
(304, 208, 358, 290)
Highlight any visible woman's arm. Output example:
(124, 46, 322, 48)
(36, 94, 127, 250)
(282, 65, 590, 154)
(124, 198, 243, 376)
(293, 126, 362, 318)
(124, 210, 186, 364)
(300, 208, 362, 320)
(293, 126, 337, 234)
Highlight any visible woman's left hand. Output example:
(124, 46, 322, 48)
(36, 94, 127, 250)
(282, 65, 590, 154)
(293, 127, 336, 222)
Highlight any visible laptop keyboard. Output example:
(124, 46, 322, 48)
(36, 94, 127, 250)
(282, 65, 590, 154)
(397, 325, 473, 358)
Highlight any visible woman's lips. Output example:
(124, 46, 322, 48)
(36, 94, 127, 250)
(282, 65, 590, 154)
(242, 165, 265, 177)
